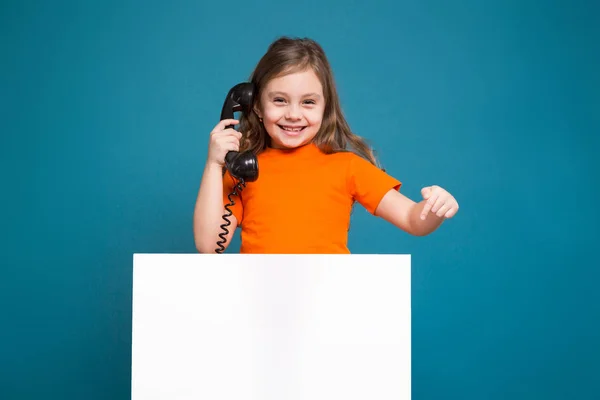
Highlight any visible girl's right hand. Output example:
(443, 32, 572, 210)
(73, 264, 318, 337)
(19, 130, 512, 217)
(207, 119, 242, 167)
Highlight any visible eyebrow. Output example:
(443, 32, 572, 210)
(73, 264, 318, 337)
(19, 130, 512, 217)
(267, 91, 322, 99)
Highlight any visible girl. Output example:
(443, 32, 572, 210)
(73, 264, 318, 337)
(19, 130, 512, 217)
(194, 37, 459, 254)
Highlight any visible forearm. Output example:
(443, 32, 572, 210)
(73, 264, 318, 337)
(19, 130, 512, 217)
(193, 162, 229, 252)
(408, 200, 445, 236)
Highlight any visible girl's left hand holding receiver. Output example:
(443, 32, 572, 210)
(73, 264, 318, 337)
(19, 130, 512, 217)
(420, 185, 459, 220)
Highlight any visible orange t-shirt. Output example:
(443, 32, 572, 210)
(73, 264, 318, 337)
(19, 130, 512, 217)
(222, 143, 401, 254)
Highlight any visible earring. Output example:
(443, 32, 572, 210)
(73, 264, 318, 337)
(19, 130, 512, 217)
(259, 117, 263, 123)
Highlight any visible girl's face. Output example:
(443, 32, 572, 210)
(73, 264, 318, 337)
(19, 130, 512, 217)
(256, 68, 325, 149)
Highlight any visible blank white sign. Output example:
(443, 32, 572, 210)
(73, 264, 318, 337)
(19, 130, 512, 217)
(131, 253, 411, 400)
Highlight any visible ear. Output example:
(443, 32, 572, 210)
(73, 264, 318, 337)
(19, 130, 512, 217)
(253, 107, 263, 119)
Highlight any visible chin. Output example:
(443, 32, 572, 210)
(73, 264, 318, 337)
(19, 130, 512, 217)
(272, 135, 312, 149)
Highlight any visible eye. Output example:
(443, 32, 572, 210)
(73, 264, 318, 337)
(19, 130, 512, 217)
(303, 99, 316, 105)
(273, 97, 285, 103)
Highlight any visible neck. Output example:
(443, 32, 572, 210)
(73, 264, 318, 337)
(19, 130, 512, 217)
(268, 141, 315, 151)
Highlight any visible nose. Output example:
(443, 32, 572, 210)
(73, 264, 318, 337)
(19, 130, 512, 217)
(285, 104, 301, 120)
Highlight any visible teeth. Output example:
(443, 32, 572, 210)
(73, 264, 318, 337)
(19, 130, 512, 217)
(281, 126, 304, 132)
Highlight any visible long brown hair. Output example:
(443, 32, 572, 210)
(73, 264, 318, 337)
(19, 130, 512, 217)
(239, 36, 382, 168)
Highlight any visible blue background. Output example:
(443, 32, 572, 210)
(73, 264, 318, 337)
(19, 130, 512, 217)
(2, 0, 599, 398)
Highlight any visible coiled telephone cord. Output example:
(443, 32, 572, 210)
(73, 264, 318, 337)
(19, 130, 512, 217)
(215, 178, 246, 253)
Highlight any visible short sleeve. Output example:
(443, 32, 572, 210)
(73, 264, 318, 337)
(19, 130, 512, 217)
(223, 169, 244, 224)
(347, 154, 401, 215)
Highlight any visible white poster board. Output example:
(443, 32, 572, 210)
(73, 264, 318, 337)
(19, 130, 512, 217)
(131, 254, 411, 399)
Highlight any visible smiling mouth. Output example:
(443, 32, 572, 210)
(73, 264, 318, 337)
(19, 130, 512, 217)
(278, 125, 307, 132)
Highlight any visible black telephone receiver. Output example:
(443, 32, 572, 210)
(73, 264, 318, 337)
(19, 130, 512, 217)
(215, 82, 259, 253)
(220, 82, 259, 182)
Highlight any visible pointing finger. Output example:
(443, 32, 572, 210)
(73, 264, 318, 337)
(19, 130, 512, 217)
(421, 194, 437, 220)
